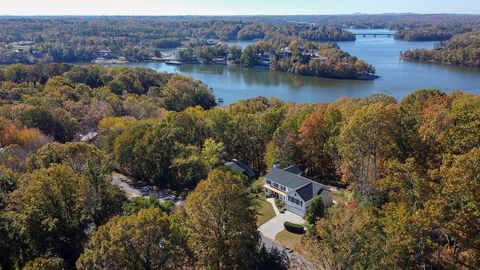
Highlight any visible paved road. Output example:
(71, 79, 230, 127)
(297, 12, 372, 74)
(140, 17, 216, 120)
(261, 236, 316, 269)
(111, 172, 183, 205)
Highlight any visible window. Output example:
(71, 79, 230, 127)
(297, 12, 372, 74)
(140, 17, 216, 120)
(288, 196, 302, 206)
(266, 179, 271, 185)
(280, 185, 286, 191)
(272, 182, 278, 188)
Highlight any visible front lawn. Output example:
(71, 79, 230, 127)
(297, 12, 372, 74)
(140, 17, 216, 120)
(275, 229, 303, 250)
(256, 196, 276, 226)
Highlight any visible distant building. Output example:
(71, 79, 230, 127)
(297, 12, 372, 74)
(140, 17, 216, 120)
(224, 159, 259, 179)
(80, 132, 98, 143)
(280, 47, 293, 57)
(264, 162, 333, 216)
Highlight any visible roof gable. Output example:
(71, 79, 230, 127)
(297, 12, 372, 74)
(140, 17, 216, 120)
(284, 165, 302, 175)
(224, 160, 258, 178)
(265, 166, 329, 202)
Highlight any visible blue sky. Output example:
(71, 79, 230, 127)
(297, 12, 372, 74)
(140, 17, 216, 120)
(2, 0, 480, 15)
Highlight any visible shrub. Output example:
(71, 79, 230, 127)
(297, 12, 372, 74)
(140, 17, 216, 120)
(275, 199, 286, 213)
(305, 195, 325, 225)
(284, 222, 305, 234)
(250, 178, 264, 194)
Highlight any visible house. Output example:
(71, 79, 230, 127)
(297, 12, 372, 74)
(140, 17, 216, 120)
(279, 47, 293, 58)
(80, 132, 98, 143)
(224, 159, 259, 180)
(264, 163, 333, 216)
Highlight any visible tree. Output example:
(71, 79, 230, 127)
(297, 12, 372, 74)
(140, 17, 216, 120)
(305, 195, 325, 226)
(9, 164, 124, 268)
(23, 257, 64, 270)
(298, 105, 337, 182)
(77, 208, 191, 270)
(26, 142, 107, 173)
(338, 103, 399, 201)
(397, 89, 446, 168)
(427, 148, 480, 268)
(240, 45, 260, 66)
(19, 107, 77, 142)
(171, 139, 226, 188)
(160, 75, 216, 111)
(447, 93, 480, 154)
(255, 245, 290, 270)
(184, 169, 259, 269)
(122, 196, 174, 216)
(303, 201, 387, 270)
(0, 167, 18, 209)
(378, 159, 436, 269)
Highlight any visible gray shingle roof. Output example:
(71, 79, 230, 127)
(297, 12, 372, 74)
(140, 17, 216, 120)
(265, 167, 311, 189)
(265, 167, 328, 202)
(284, 165, 302, 175)
(224, 160, 258, 178)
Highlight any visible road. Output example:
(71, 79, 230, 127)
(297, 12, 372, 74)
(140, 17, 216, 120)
(111, 172, 183, 205)
(261, 236, 317, 269)
(112, 172, 315, 268)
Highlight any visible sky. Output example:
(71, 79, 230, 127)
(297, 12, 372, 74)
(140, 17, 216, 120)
(1, 0, 480, 16)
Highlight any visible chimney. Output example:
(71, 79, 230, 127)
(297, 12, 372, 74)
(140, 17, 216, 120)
(273, 161, 281, 169)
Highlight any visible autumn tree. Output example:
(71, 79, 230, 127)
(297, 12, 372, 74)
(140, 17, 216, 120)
(338, 102, 399, 201)
(304, 201, 387, 270)
(378, 159, 436, 268)
(397, 89, 446, 169)
(26, 142, 107, 173)
(447, 93, 480, 154)
(0, 167, 18, 209)
(183, 169, 259, 269)
(298, 104, 337, 182)
(77, 208, 191, 270)
(9, 164, 124, 267)
(23, 257, 64, 270)
(427, 148, 480, 268)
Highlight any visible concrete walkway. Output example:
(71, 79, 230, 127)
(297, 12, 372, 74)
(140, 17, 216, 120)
(267, 198, 281, 215)
(258, 199, 305, 240)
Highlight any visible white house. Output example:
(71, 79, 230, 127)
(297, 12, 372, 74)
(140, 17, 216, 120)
(264, 163, 333, 216)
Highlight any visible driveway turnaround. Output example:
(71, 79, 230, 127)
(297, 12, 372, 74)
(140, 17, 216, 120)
(258, 199, 305, 240)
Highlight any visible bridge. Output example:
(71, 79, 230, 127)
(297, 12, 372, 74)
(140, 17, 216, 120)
(354, 33, 394, 38)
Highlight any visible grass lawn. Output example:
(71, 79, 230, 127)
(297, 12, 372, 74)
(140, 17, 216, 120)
(255, 196, 276, 226)
(275, 229, 303, 250)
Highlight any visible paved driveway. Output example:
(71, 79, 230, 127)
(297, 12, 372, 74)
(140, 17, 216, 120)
(258, 199, 305, 240)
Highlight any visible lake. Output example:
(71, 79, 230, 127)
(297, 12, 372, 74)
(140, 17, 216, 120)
(127, 30, 480, 104)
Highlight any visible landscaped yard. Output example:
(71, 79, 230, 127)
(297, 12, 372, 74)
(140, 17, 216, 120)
(256, 196, 276, 226)
(275, 229, 303, 250)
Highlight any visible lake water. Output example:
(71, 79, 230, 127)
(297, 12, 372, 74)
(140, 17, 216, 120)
(127, 30, 480, 104)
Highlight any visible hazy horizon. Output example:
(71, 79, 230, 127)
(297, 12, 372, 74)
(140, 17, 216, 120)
(2, 0, 480, 16)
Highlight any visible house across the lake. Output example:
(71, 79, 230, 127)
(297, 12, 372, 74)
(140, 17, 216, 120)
(264, 162, 333, 216)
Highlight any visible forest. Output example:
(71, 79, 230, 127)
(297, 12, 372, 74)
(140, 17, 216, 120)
(304, 14, 480, 41)
(401, 31, 480, 67)
(0, 17, 353, 64)
(0, 64, 479, 269)
(1, 14, 480, 64)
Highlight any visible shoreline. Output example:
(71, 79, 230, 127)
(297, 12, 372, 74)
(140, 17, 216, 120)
(400, 57, 480, 68)
(163, 60, 379, 81)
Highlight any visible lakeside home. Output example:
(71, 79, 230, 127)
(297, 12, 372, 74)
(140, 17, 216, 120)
(264, 163, 333, 216)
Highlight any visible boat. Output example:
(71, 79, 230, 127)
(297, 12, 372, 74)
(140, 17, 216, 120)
(165, 60, 183, 66)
